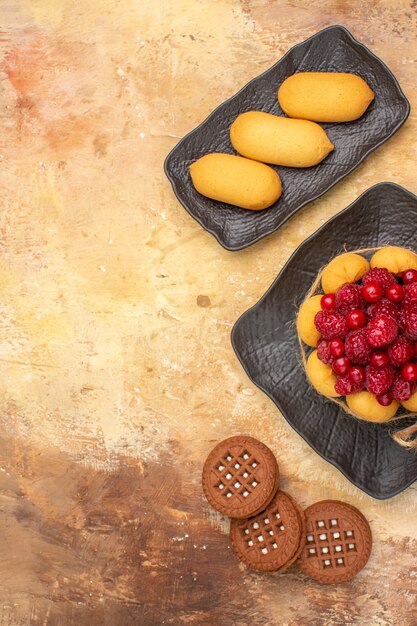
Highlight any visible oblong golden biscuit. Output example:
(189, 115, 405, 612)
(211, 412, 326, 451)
(347, 391, 399, 422)
(370, 247, 417, 274)
(189, 153, 282, 211)
(278, 72, 375, 123)
(230, 111, 334, 167)
(306, 350, 340, 398)
(297, 294, 323, 347)
(321, 253, 370, 293)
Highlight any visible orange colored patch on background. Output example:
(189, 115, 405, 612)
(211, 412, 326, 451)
(0, 28, 103, 153)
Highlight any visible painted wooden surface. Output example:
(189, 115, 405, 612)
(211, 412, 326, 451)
(1, 1, 417, 624)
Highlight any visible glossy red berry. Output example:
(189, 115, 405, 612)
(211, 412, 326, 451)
(332, 356, 351, 376)
(348, 366, 365, 384)
(377, 392, 394, 406)
(320, 294, 336, 310)
(402, 269, 417, 284)
(361, 281, 383, 303)
(385, 283, 405, 303)
(370, 350, 390, 368)
(329, 338, 345, 358)
(345, 309, 366, 330)
(401, 362, 417, 382)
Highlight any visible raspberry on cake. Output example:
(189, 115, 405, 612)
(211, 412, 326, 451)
(335, 374, 364, 395)
(392, 374, 416, 403)
(399, 304, 417, 340)
(314, 310, 348, 340)
(335, 283, 364, 315)
(404, 282, 417, 305)
(344, 329, 372, 364)
(365, 365, 395, 395)
(362, 267, 395, 290)
(387, 335, 415, 366)
(317, 339, 334, 365)
(367, 298, 398, 320)
(366, 314, 398, 348)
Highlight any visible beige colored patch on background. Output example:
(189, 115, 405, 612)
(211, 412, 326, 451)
(0, 0, 417, 623)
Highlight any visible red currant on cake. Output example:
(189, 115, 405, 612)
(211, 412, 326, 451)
(329, 338, 345, 358)
(320, 293, 336, 310)
(376, 392, 394, 407)
(370, 350, 390, 368)
(345, 309, 366, 330)
(332, 356, 351, 376)
(349, 366, 365, 384)
(401, 363, 417, 382)
(402, 269, 417, 284)
(385, 283, 404, 303)
(361, 281, 383, 303)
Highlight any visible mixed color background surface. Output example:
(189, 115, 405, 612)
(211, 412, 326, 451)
(1, 1, 417, 624)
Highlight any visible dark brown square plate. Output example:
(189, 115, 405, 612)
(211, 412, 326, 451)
(164, 26, 409, 251)
(232, 183, 417, 499)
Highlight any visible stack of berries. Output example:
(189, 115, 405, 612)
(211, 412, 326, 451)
(314, 268, 417, 407)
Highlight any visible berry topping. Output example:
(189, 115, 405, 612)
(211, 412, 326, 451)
(320, 293, 336, 310)
(367, 298, 398, 320)
(335, 283, 364, 315)
(345, 329, 372, 364)
(348, 366, 365, 384)
(399, 304, 417, 340)
(366, 314, 398, 347)
(362, 267, 395, 289)
(334, 374, 364, 395)
(386, 283, 405, 303)
(365, 364, 395, 395)
(317, 339, 333, 365)
(306, 257, 417, 413)
(345, 309, 366, 330)
(361, 281, 383, 303)
(314, 310, 348, 340)
(376, 392, 394, 407)
(370, 350, 390, 369)
(387, 335, 415, 367)
(402, 269, 417, 284)
(332, 356, 351, 376)
(392, 374, 416, 402)
(404, 282, 417, 305)
(329, 337, 345, 358)
(401, 362, 417, 382)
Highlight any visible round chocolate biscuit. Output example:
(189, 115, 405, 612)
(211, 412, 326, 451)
(279, 496, 307, 573)
(298, 500, 372, 584)
(230, 490, 304, 572)
(202, 436, 279, 519)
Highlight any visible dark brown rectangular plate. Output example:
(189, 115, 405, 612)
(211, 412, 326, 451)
(232, 182, 417, 499)
(164, 26, 409, 251)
